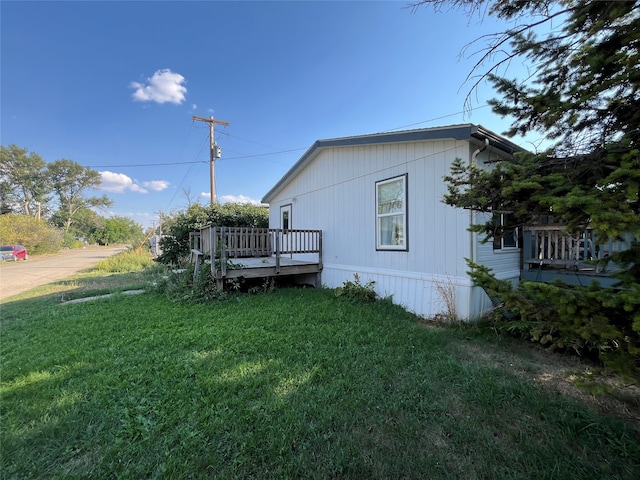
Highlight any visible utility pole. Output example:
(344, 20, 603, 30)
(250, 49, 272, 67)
(192, 115, 230, 204)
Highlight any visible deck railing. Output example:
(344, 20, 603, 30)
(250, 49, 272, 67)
(191, 226, 322, 276)
(523, 226, 634, 271)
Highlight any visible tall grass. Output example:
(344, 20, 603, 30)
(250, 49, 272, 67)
(1, 288, 639, 479)
(92, 249, 156, 273)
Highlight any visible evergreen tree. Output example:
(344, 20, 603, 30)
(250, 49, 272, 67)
(415, 0, 639, 281)
(416, 0, 640, 376)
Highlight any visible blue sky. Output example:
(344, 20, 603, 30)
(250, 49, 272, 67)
(1, 0, 541, 229)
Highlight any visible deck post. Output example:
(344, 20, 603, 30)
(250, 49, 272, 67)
(275, 229, 281, 274)
(523, 231, 532, 266)
(217, 227, 226, 290)
(318, 230, 323, 271)
(212, 225, 218, 277)
(220, 227, 227, 278)
(192, 250, 202, 284)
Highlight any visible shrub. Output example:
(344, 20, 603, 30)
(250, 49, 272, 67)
(157, 203, 269, 266)
(469, 261, 640, 381)
(0, 213, 63, 254)
(154, 263, 227, 303)
(335, 273, 378, 303)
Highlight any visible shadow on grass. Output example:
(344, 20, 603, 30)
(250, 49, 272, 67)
(0, 267, 164, 310)
(2, 287, 640, 479)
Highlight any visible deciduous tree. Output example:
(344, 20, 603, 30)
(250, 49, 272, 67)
(92, 216, 144, 245)
(47, 159, 113, 231)
(0, 145, 51, 218)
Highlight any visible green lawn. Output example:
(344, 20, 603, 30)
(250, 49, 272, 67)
(1, 283, 639, 479)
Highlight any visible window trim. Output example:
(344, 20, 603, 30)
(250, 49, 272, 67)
(375, 174, 408, 251)
(280, 204, 291, 233)
(493, 212, 520, 250)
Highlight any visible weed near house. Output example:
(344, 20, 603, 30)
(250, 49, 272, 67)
(334, 273, 378, 303)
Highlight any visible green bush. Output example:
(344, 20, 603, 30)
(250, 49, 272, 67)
(157, 203, 269, 266)
(154, 263, 227, 303)
(61, 230, 78, 249)
(92, 216, 144, 246)
(469, 261, 640, 381)
(335, 273, 378, 303)
(0, 213, 63, 254)
(94, 250, 155, 273)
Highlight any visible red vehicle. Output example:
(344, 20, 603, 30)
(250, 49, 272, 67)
(0, 245, 28, 261)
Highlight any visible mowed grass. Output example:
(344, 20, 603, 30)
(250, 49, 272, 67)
(2, 283, 640, 479)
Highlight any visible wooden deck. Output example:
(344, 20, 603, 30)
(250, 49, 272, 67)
(521, 226, 634, 287)
(211, 256, 321, 280)
(190, 226, 322, 288)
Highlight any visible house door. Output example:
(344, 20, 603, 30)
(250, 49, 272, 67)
(280, 204, 292, 254)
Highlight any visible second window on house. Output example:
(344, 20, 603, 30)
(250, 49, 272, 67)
(493, 212, 519, 250)
(376, 174, 407, 251)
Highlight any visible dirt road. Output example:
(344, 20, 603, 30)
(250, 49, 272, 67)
(0, 246, 126, 301)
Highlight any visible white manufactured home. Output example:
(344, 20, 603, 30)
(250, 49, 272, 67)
(261, 124, 526, 319)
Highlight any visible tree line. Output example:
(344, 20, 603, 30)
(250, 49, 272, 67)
(0, 144, 144, 251)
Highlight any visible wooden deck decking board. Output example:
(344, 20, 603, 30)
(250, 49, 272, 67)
(190, 227, 323, 289)
(216, 256, 321, 280)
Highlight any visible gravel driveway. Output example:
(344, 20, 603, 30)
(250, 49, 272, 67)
(0, 246, 126, 301)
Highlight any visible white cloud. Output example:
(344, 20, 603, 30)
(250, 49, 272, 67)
(219, 194, 265, 206)
(130, 69, 187, 104)
(99, 171, 145, 193)
(200, 193, 264, 205)
(99, 171, 170, 194)
(142, 180, 169, 192)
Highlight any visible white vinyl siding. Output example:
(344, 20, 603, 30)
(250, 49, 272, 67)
(267, 139, 520, 319)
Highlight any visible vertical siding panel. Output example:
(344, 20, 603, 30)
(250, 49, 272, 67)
(428, 141, 442, 274)
(413, 141, 427, 274)
(427, 140, 438, 274)
(439, 140, 456, 277)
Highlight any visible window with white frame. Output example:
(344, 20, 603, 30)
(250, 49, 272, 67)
(376, 174, 407, 250)
(281, 204, 291, 233)
(493, 212, 519, 250)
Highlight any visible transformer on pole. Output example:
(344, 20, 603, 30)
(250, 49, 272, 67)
(192, 115, 230, 204)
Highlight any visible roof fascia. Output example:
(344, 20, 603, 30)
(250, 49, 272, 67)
(471, 125, 526, 156)
(261, 124, 525, 203)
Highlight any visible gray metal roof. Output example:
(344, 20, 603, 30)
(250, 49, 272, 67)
(261, 123, 525, 203)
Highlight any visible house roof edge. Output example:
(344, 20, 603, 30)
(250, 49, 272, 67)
(261, 124, 525, 203)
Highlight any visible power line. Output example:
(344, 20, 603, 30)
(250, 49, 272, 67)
(89, 160, 207, 168)
(216, 129, 284, 151)
(86, 147, 307, 168)
(164, 132, 210, 212)
(384, 105, 492, 132)
(86, 105, 495, 169)
(222, 147, 307, 161)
